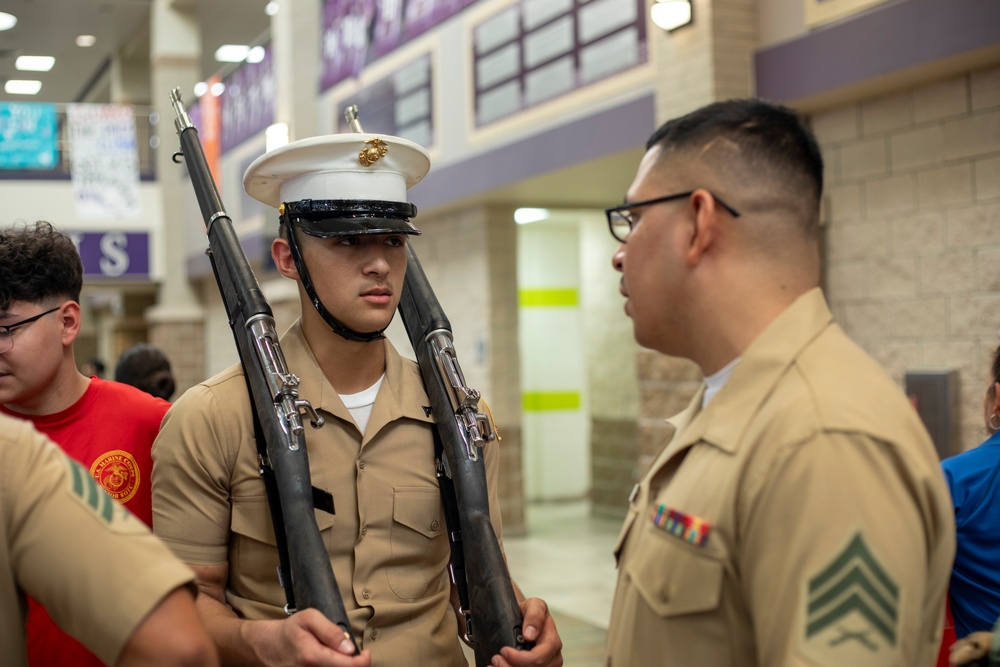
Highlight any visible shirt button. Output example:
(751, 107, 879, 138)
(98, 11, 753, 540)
(361, 525, 368, 536)
(362, 589, 371, 599)
(370, 628, 379, 640)
(430, 519, 440, 531)
(358, 460, 366, 470)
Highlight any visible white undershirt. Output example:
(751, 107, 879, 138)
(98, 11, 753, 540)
(702, 357, 741, 410)
(339, 374, 385, 435)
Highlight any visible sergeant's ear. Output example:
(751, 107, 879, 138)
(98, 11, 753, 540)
(684, 189, 721, 266)
(271, 237, 299, 280)
(992, 382, 1000, 414)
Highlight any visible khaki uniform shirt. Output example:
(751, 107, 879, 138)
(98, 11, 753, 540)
(0, 414, 195, 667)
(607, 288, 955, 666)
(152, 322, 503, 667)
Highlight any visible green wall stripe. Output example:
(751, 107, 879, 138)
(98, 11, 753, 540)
(519, 288, 579, 307)
(523, 391, 581, 411)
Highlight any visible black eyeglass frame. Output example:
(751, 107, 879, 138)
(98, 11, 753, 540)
(0, 306, 62, 353)
(605, 190, 742, 243)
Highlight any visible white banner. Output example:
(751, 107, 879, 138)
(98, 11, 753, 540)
(67, 104, 142, 221)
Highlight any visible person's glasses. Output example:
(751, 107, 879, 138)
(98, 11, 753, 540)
(0, 306, 61, 354)
(605, 190, 742, 243)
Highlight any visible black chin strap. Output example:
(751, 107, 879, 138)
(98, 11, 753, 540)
(285, 223, 387, 343)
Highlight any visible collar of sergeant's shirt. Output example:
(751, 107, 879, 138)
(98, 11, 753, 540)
(283, 320, 435, 440)
(661, 287, 834, 458)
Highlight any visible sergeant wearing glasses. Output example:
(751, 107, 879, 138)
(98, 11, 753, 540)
(0, 221, 173, 667)
(604, 99, 955, 666)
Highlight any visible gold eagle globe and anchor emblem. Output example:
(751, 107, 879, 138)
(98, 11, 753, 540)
(90, 450, 141, 503)
(358, 138, 389, 166)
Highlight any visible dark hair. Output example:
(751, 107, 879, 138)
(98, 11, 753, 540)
(0, 221, 83, 311)
(115, 344, 176, 401)
(647, 98, 824, 232)
(992, 345, 1000, 386)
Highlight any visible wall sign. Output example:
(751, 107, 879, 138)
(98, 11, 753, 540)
(69, 231, 150, 279)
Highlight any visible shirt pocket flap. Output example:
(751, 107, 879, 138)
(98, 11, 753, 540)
(627, 536, 724, 617)
(231, 495, 334, 546)
(393, 487, 443, 539)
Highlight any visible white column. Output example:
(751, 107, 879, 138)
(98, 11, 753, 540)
(273, 0, 321, 141)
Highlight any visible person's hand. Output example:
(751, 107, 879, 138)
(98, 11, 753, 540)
(491, 598, 563, 667)
(247, 609, 371, 667)
(949, 631, 994, 667)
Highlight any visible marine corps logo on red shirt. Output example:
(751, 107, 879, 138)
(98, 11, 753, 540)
(90, 450, 140, 503)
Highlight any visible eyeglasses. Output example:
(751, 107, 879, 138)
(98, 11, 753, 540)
(605, 190, 742, 243)
(0, 306, 61, 354)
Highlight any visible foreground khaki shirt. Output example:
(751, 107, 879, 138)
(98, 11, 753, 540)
(152, 322, 503, 667)
(607, 288, 955, 666)
(0, 414, 195, 667)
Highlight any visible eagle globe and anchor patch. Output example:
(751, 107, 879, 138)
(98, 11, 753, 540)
(800, 532, 900, 666)
(89, 450, 141, 503)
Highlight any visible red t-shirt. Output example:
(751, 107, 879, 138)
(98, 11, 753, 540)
(1, 377, 170, 667)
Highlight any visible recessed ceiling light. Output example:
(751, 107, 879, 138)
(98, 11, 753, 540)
(5, 80, 42, 95)
(76, 35, 97, 47)
(193, 81, 208, 97)
(514, 208, 550, 225)
(210, 81, 226, 97)
(265, 1, 279, 16)
(246, 46, 265, 63)
(0, 12, 16, 31)
(214, 44, 250, 62)
(16, 56, 55, 72)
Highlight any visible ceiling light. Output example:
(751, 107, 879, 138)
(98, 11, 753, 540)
(214, 44, 250, 62)
(266, 123, 289, 152)
(193, 81, 208, 97)
(0, 12, 16, 31)
(5, 80, 42, 95)
(246, 46, 265, 63)
(16, 56, 55, 72)
(514, 208, 550, 225)
(210, 81, 226, 97)
(650, 0, 693, 31)
(76, 34, 97, 47)
(265, 1, 279, 16)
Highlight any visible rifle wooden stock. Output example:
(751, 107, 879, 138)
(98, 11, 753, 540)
(397, 244, 530, 667)
(168, 88, 358, 653)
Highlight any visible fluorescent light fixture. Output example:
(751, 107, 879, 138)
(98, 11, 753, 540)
(5, 80, 42, 95)
(650, 0, 692, 31)
(514, 208, 550, 225)
(0, 12, 16, 31)
(266, 123, 289, 152)
(246, 46, 265, 63)
(76, 34, 97, 47)
(16, 55, 55, 72)
(193, 81, 208, 97)
(265, 1, 279, 16)
(210, 81, 226, 97)
(215, 44, 250, 62)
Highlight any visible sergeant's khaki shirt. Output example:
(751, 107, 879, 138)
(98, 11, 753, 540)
(0, 414, 195, 667)
(607, 288, 955, 666)
(152, 322, 503, 667)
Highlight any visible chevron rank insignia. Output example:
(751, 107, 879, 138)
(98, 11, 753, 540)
(800, 532, 901, 666)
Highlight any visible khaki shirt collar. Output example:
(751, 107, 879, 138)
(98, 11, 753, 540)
(283, 321, 434, 441)
(667, 287, 833, 457)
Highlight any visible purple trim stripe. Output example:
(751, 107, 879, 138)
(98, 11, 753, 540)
(755, 0, 1000, 104)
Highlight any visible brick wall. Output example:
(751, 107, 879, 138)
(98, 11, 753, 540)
(410, 205, 528, 535)
(815, 64, 1000, 453)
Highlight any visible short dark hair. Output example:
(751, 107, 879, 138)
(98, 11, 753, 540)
(115, 343, 176, 401)
(647, 98, 824, 231)
(0, 221, 83, 311)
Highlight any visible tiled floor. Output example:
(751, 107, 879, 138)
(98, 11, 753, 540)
(463, 501, 620, 666)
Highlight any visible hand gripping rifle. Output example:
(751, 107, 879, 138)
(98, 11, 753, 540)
(346, 102, 531, 664)
(169, 88, 359, 654)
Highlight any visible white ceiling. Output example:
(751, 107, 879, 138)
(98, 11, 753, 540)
(0, 0, 270, 105)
